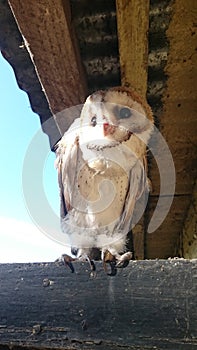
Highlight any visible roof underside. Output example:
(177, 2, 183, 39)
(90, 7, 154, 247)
(0, 0, 196, 259)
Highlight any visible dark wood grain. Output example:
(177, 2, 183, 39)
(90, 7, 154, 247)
(0, 259, 196, 349)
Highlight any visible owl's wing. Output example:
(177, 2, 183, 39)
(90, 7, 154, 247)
(118, 155, 149, 232)
(55, 119, 81, 219)
(56, 142, 76, 218)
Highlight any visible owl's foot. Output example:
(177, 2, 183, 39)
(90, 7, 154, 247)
(103, 250, 132, 276)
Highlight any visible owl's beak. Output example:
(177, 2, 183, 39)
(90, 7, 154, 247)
(103, 123, 116, 136)
(103, 123, 133, 139)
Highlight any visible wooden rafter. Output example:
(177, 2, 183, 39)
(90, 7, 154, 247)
(116, 0, 150, 259)
(8, 0, 87, 135)
(116, 0, 149, 97)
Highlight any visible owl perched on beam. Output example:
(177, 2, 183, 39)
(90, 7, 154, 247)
(55, 87, 154, 275)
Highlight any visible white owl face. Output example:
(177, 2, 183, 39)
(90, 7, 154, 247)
(79, 88, 153, 145)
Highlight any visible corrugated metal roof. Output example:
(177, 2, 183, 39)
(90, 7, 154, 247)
(148, 0, 174, 114)
(71, 0, 174, 117)
(70, 0, 120, 92)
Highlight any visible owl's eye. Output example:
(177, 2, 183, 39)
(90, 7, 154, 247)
(119, 107, 132, 119)
(91, 116, 97, 127)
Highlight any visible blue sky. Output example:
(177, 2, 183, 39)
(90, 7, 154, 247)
(0, 53, 68, 262)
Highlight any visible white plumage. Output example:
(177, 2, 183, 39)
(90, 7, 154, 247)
(55, 87, 154, 275)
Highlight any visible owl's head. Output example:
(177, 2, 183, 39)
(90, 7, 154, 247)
(79, 87, 154, 146)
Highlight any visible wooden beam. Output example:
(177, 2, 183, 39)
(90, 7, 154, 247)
(8, 0, 87, 135)
(0, 260, 196, 349)
(182, 179, 197, 259)
(116, 0, 150, 97)
(146, 196, 191, 258)
(147, 0, 197, 258)
(116, 0, 150, 259)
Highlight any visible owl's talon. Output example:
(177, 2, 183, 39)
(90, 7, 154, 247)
(66, 261, 75, 273)
(62, 254, 75, 273)
(116, 259, 130, 268)
(86, 256, 96, 277)
(86, 256, 96, 271)
(90, 259, 96, 272)
(116, 251, 132, 269)
(107, 261, 117, 276)
(103, 250, 117, 276)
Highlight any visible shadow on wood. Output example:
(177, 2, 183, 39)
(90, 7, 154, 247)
(0, 259, 196, 349)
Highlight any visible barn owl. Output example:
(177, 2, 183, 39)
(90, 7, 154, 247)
(55, 86, 154, 275)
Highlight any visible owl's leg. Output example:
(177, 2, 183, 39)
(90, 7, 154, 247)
(73, 247, 96, 275)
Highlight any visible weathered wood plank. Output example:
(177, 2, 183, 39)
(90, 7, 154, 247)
(8, 0, 87, 135)
(0, 260, 196, 349)
(183, 180, 197, 259)
(116, 0, 150, 260)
